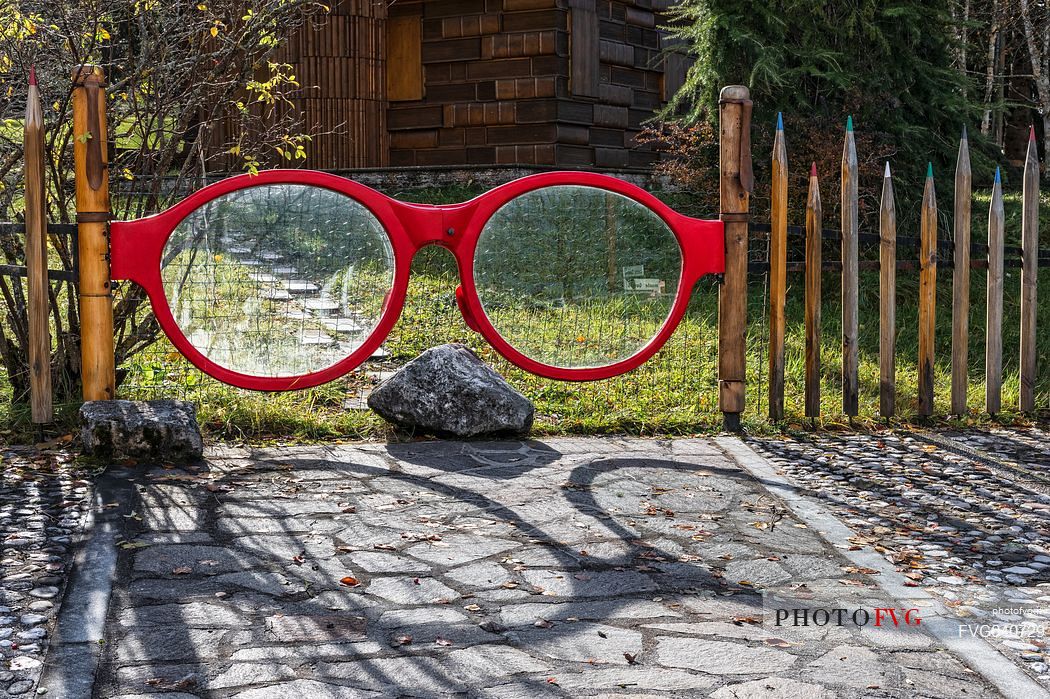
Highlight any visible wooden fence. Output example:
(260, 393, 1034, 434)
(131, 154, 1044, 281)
(723, 81, 1046, 426)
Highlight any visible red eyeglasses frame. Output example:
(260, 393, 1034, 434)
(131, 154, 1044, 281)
(109, 169, 724, 391)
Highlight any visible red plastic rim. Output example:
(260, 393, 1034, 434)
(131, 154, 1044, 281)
(109, 169, 724, 391)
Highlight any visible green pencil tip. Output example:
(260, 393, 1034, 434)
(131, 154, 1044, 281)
(846, 115, 853, 132)
(926, 162, 933, 178)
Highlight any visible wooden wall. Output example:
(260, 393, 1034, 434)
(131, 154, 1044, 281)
(275, 0, 388, 169)
(209, 0, 691, 171)
(385, 0, 687, 170)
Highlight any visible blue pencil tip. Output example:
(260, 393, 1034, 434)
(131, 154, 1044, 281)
(994, 167, 1001, 184)
(846, 115, 853, 132)
(926, 162, 933, 178)
(776, 112, 783, 130)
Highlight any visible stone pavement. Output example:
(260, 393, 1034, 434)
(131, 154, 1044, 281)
(44, 436, 1024, 698)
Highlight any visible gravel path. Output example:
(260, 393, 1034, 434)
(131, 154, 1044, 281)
(748, 428, 1050, 688)
(0, 443, 91, 696)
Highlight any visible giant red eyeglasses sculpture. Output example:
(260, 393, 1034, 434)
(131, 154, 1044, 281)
(109, 170, 724, 391)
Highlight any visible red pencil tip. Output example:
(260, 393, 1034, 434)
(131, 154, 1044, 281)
(28, 65, 36, 86)
(810, 162, 817, 177)
(1030, 125, 1037, 142)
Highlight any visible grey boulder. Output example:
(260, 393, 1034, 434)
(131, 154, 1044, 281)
(367, 343, 534, 437)
(80, 399, 204, 461)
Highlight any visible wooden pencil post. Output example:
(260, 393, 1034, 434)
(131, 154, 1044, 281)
(879, 163, 896, 418)
(768, 113, 787, 422)
(24, 68, 52, 423)
(918, 164, 938, 417)
(718, 85, 752, 432)
(951, 127, 972, 416)
(986, 168, 1004, 415)
(1020, 127, 1039, 413)
(841, 117, 859, 417)
(805, 164, 822, 419)
(72, 65, 115, 402)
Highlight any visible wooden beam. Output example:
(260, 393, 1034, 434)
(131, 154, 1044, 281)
(768, 113, 787, 422)
(805, 163, 822, 419)
(918, 163, 937, 417)
(879, 162, 896, 418)
(1020, 126, 1039, 412)
(986, 168, 1004, 415)
(717, 85, 752, 431)
(24, 67, 52, 423)
(951, 127, 972, 416)
(841, 116, 859, 417)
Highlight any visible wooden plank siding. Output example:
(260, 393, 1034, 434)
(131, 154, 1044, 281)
(385, 0, 678, 169)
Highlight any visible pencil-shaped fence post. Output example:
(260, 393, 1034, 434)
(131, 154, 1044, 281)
(768, 113, 787, 422)
(986, 168, 1004, 415)
(918, 163, 937, 416)
(841, 117, 859, 417)
(72, 65, 115, 401)
(805, 163, 822, 419)
(951, 127, 971, 416)
(1020, 126, 1039, 413)
(24, 67, 52, 423)
(879, 162, 896, 418)
(718, 85, 753, 432)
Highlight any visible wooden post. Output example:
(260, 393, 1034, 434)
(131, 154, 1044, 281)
(805, 163, 822, 419)
(918, 163, 937, 417)
(72, 65, 115, 401)
(1020, 126, 1039, 413)
(879, 162, 896, 418)
(768, 113, 787, 422)
(986, 168, 1004, 415)
(24, 67, 52, 423)
(951, 127, 972, 416)
(841, 116, 859, 417)
(718, 85, 752, 432)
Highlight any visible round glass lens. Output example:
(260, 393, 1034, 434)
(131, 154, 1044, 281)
(473, 185, 681, 369)
(161, 184, 395, 378)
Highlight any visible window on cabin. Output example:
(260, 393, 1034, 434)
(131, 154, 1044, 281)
(387, 14, 423, 102)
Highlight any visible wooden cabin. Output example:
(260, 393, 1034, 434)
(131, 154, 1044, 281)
(270, 0, 690, 172)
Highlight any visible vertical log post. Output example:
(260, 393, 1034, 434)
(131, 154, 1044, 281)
(951, 127, 972, 416)
(72, 65, 115, 401)
(718, 85, 752, 431)
(1020, 126, 1039, 413)
(24, 67, 52, 424)
(879, 162, 896, 418)
(986, 168, 1004, 415)
(918, 163, 938, 417)
(768, 113, 787, 422)
(805, 163, 822, 419)
(841, 117, 859, 418)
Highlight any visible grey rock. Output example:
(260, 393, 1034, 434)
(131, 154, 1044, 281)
(709, 677, 836, 699)
(231, 679, 381, 698)
(6, 680, 33, 696)
(654, 637, 796, 674)
(507, 622, 642, 664)
(80, 399, 203, 461)
(367, 344, 534, 437)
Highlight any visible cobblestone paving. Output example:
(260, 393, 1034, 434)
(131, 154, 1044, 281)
(748, 428, 1050, 690)
(0, 444, 90, 696)
(90, 438, 999, 698)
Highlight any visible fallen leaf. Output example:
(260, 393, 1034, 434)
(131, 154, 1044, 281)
(340, 576, 360, 587)
(732, 616, 761, 626)
(597, 630, 608, 638)
(172, 566, 192, 575)
(393, 634, 412, 646)
(435, 637, 453, 646)
(624, 652, 638, 665)
(291, 555, 305, 566)
(534, 619, 553, 628)
(763, 637, 793, 648)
